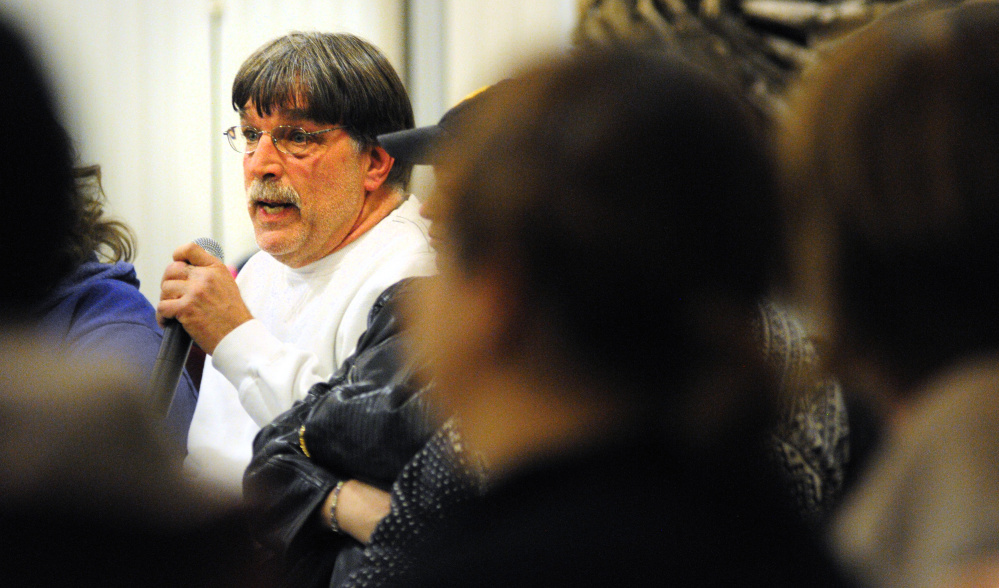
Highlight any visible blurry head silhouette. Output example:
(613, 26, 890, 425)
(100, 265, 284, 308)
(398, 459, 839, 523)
(781, 0, 999, 399)
(0, 18, 76, 325)
(414, 48, 782, 453)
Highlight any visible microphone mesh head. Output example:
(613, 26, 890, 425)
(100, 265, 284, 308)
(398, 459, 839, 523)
(194, 237, 225, 264)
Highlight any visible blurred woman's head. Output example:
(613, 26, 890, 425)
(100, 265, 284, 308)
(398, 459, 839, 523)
(414, 49, 783, 448)
(781, 1, 999, 399)
(0, 19, 77, 323)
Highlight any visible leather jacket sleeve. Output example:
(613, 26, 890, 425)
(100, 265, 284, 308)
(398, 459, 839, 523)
(243, 278, 439, 578)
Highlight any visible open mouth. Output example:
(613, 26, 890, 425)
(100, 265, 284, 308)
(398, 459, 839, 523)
(256, 201, 297, 214)
(247, 180, 301, 214)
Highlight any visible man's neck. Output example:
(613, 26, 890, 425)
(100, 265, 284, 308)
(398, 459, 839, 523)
(337, 188, 405, 252)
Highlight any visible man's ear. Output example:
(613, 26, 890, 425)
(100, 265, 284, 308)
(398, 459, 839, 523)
(363, 145, 395, 192)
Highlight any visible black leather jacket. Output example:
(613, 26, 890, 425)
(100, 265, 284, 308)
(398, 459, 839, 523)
(244, 278, 439, 588)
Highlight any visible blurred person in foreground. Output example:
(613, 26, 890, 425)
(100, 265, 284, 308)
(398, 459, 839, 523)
(779, 2, 999, 586)
(390, 48, 851, 586)
(157, 32, 435, 494)
(0, 16, 265, 587)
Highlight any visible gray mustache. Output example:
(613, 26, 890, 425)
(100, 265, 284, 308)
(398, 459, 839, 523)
(248, 180, 301, 207)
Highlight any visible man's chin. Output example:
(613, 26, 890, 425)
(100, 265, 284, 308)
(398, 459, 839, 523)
(253, 231, 300, 259)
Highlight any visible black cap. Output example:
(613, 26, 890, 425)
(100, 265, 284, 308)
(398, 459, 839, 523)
(377, 83, 503, 165)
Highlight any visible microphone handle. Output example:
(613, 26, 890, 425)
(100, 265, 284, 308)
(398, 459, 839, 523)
(148, 319, 194, 417)
(148, 236, 224, 418)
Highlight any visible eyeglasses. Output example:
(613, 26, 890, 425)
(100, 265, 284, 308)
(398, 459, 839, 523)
(224, 125, 345, 156)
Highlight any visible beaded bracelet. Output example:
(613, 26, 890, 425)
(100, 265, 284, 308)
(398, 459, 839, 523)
(328, 480, 346, 534)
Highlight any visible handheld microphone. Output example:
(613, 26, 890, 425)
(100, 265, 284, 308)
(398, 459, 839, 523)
(148, 237, 224, 417)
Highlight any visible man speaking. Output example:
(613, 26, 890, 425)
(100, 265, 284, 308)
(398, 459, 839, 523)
(157, 32, 435, 493)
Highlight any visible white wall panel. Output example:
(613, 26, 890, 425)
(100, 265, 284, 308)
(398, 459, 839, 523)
(405, 0, 575, 203)
(444, 0, 575, 106)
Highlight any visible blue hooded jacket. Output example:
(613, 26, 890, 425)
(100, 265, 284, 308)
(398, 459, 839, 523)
(36, 257, 198, 448)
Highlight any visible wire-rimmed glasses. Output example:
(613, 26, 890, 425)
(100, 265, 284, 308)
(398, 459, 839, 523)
(224, 125, 345, 156)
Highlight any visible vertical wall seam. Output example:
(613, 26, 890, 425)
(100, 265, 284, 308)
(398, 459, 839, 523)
(209, 0, 225, 242)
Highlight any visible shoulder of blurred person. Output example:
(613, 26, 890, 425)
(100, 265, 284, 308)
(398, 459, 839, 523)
(397, 431, 852, 588)
(0, 334, 272, 587)
(30, 165, 199, 447)
(832, 354, 999, 588)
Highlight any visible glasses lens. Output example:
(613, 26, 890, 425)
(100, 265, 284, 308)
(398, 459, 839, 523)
(225, 127, 241, 152)
(272, 126, 311, 155)
(226, 126, 263, 153)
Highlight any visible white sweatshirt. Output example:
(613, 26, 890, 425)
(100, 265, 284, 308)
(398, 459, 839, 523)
(185, 196, 435, 494)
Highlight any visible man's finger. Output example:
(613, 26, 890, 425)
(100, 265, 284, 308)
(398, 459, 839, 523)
(159, 278, 189, 302)
(161, 260, 192, 282)
(156, 298, 181, 323)
(173, 241, 222, 267)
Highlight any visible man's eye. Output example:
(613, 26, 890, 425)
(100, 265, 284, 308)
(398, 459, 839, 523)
(242, 128, 262, 141)
(287, 129, 309, 144)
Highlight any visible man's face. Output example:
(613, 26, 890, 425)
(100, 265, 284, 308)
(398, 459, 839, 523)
(241, 103, 368, 268)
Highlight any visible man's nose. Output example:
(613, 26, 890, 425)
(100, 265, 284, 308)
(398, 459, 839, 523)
(244, 134, 283, 181)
